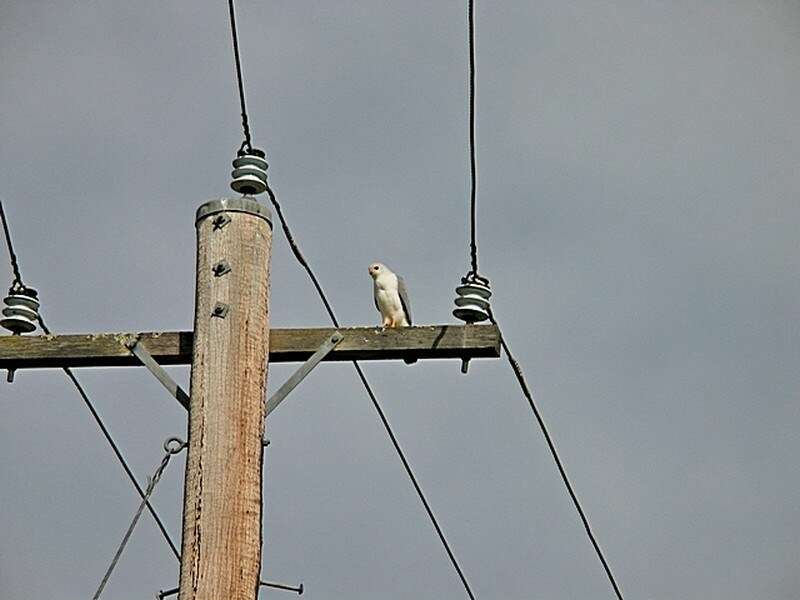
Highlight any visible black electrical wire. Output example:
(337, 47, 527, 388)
(54, 358, 183, 562)
(467, 0, 479, 278)
(227, 0, 253, 152)
(265, 183, 477, 600)
(223, 4, 471, 593)
(489, 312, 625, 600)
(0, 198, 181, 561)
(222, 7, 474, 587)
(0, 199, 24, 287)
(459, 4, 625, 596)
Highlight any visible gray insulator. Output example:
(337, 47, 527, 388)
(230, 152, 268, 195)
(453, 281, 491, 323)
(1, 291, 39, 334)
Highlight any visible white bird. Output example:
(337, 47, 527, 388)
(368, 262, 412, 328)
(369, 262, 416, 364)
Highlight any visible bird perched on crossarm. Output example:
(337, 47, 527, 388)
(368, 262, 416, 364)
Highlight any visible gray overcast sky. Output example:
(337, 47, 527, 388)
(1, 1, 799, 599)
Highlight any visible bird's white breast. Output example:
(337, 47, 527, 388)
(374, 273, 403, 315)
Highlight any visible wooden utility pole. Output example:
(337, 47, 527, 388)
(0, 208, 502, 598)
(178, 197, 272, 600)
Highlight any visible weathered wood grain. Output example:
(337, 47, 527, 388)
(179, 200, 271, 600)
(0, 324, 500, 369)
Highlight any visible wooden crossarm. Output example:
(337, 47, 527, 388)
(0, 324, 500, 369)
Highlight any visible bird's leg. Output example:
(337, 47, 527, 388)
(382, 315, 391, 330)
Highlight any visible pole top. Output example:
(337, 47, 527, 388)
(196, 197, 272, 227)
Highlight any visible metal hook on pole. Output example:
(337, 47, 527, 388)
(261, 579, 304, 595)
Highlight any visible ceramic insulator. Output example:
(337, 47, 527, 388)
(1, 288, 39, 334)
(453, 279, 491, 323)
(230, 149, 268, 196)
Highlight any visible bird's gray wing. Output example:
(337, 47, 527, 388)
(397, 276, 412, 325)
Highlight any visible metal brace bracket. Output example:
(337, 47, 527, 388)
(122, 331, 343, 415)
(122, 336, 190, 410)
(265, 332, 343, 418)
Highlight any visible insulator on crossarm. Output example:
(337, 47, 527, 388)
(453, 275, 491, 324)
(452, 273, 491, 375)
(453, 271, 492, 375)
(230, 147, 268, 196)
(1, 286, 39, 335)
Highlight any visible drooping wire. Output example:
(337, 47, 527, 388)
(265, 183, 477, 600)
(227, 0, 253, 152)
(0, 198, 181, 561)
(92, 438, 186, 600)
(488, 311, 625, 600)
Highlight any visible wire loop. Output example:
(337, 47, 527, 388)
(163, 437, 187, 454)
(8, 279, 27, 295)
(462, 270, 490, 287)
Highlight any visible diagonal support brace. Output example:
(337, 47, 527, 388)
(122, 332, 342, 415)
(265, 332, 343, 417)
(122, 337, 190, 410)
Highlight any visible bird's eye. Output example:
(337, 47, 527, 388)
(374, 266, 380, 270)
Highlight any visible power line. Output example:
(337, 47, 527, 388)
(55, 359, 182, 561)
(467, 0, 479, 278)
(265, 184, 477, 600)
(457, 3, 626, 596)
(0, 198, 181, 561)
(221, 7, 475, 589)
(227, 0, 253, 152)
(489, 312, 625, 600)
(0, 199, 24, 287)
